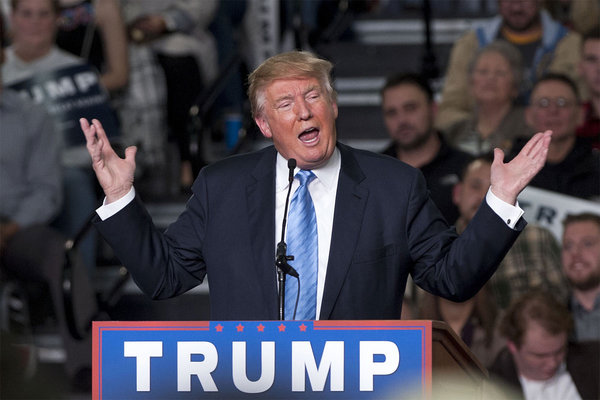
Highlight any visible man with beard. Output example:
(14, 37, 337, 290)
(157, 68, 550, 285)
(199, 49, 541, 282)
(380, 73, 472, 224)
(562, 213, 600, 342)
(437, 0, 582, 130)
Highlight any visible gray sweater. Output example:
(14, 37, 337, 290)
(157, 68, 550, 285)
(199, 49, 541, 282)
(0, 89, 62, 226)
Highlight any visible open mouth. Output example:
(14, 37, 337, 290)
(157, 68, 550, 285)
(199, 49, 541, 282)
(299, 127, 319, 144)
(569, 262, 588, 272)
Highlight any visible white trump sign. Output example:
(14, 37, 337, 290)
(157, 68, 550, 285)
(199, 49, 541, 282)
(518, 186, 600, 241)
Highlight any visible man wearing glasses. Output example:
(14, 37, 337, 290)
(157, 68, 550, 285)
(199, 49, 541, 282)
(510, 73, 599, 200)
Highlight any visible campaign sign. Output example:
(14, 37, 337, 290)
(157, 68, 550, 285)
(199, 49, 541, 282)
(93, 320, 432, 399)
(7, 64, 119, 146)
(519, 186, 600, 242)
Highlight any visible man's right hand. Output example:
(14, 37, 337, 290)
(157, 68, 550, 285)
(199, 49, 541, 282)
(80, 118, 137, 204)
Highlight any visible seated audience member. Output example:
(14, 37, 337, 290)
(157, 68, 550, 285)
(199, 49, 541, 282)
(576, 25, 600, 150)
(380, 72, 472, 224)
(511, 73, 600, 200)
(489, 291, 599, 400)
(2, 0, 103, 272)
(453, 154, 568, 309)
(418, 285, 504, 368)
(436, 0, 581, 130)
(445, 40, 529, 157)
(2, 0, 82, 84)
(0, 28, 97, 388)
(562, 212, 600, 342)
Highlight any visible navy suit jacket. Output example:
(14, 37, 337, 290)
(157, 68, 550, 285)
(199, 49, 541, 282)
(96, 142, 524, 320)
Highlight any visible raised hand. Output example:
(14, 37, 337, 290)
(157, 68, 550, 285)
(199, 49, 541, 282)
(490, 130, 552, 205)
(80, 118, 137, 204)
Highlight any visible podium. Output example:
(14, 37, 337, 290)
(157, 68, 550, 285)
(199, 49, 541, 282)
(93, 320, 488, 399)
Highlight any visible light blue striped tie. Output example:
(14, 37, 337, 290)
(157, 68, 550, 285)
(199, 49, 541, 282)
(285, 170, 318, 320)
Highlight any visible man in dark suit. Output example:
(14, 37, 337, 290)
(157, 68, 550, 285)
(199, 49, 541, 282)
(80, 51, 551, 321)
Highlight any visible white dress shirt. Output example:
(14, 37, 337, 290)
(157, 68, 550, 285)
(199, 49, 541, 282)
(275, 149, 341, 318)
(519, 364, 582, 400)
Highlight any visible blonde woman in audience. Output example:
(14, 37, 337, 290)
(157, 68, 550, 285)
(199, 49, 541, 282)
(445, 40, 530, 156)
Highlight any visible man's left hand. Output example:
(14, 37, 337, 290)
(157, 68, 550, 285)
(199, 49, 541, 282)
(490, 130, 552, 205)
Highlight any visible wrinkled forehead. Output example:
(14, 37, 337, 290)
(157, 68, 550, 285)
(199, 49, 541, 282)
(583, 39, 600, 55)
(530, 80, 577, 101)
(563, 220, 600, 240)
(520, 320, 567, 350)
(12, 0, 58, 13)
(498, 0, 541, 11)
(474, 50, 511, 68)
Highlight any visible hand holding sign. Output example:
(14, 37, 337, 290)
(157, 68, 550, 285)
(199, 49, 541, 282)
(490, 130, 552, 206)
(80, 118, 137, 204)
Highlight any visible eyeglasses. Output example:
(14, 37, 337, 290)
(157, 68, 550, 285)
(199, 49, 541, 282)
(532, 97, 576, 109)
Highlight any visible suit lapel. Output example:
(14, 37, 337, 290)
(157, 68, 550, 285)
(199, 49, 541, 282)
(319, 144, 368, 319)
(246, 147, 279, 319)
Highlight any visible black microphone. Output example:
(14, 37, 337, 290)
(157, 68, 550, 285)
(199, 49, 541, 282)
(276, 158, 299, 278)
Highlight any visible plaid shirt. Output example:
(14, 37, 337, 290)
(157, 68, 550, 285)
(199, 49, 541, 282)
(457, 221, 568, 309)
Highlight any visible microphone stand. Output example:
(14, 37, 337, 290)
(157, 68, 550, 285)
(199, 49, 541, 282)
(276, 159, 299, 320)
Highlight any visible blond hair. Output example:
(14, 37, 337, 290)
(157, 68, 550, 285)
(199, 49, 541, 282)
(247, 51, 336, 118)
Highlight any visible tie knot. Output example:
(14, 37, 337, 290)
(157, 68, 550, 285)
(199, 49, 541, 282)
(295, 170, 316, 186)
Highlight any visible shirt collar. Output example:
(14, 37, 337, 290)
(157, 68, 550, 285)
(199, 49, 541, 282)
(519, 362, 568, 386)
(275, 147, 341, 192)
(570, 292, 600, 312)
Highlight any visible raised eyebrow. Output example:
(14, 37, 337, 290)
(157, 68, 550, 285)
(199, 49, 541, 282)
(273, 94, 294, 106)
(304, 85, 321, 96)
(274, 86, 321, 106)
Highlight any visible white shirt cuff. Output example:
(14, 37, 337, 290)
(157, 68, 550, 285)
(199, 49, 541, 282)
(486, 188, 524, 229)
(96, 187, 136, 221)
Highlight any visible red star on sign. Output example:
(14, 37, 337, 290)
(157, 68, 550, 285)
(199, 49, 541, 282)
(236, 323, 244, 332)
(278, 324, 286, 332)
(215, 324, 223, 332)
(299, 323, 307, 332)
(257, 324, 265, 332)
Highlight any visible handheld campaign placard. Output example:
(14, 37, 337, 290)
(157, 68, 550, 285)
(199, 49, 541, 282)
(93, 320, 436, 399)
